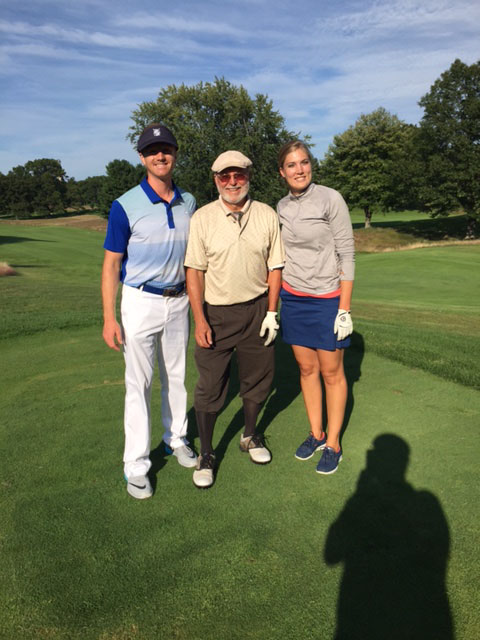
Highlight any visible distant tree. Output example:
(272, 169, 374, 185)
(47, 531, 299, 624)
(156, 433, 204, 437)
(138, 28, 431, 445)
(321, 108, 420, 227)
(99, 160, 144, 217)
(65, 178, 82, 209)
(128, 77, 298, 207)
(24, 158, 67, 180)
(31, 174, 65, 214)
(26, 159, 68, 214)
(8, 165, 29, 179)
(0, 159, 69, 217)
(76, 175, 108, 209)
(0, 172, 10, 215)
(0, 160, 110, 216)
(417, 58, 480, 238)
(0, 172, 6, 199)
(3, 166, 36, 218)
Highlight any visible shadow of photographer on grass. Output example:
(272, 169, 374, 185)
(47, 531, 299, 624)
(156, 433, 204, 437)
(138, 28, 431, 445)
(325, 434, 453, 640)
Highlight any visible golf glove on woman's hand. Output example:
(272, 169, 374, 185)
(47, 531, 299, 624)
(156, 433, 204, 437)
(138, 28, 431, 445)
(334, 309, 353, 341)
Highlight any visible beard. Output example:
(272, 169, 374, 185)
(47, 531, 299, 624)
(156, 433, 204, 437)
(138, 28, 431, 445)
(218, 183, 250, 206)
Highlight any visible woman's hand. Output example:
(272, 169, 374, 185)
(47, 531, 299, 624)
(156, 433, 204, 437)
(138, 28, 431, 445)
(334, 309, 353, 341)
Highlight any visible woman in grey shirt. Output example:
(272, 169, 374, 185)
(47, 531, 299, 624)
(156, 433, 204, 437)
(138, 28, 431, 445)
(277, 140, 355, 475)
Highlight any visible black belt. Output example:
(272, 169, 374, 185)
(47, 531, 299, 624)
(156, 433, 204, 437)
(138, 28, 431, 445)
(206, 291, 267, 307)
(138, 282, 186, 297)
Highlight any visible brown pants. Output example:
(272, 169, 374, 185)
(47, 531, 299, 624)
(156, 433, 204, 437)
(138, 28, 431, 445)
(194, 294, 275, 413)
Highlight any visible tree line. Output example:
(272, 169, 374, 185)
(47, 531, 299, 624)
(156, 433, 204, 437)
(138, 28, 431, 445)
(0, 158, 144, 220)
(1, 59, 478, 236)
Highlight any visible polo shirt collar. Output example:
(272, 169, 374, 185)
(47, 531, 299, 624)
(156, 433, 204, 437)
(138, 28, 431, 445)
(288, 181, 315, 201)
(218, 195, 252, 217)
(140, 177, 182, 204)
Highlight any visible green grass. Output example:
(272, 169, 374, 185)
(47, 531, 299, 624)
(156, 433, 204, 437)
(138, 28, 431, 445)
(353, 246, 480, 389)
(0, 226, 104, 338)
(351, 210, 479, 254)
(2, 225, 478, 389)
(351, 209, 476, 241)
(353, 226, 425, 253)
(350, 208, 432, 225)
(1, 224, 479, 639)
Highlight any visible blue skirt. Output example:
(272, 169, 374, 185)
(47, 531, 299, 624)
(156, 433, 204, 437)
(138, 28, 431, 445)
(280, 289, 350, 351)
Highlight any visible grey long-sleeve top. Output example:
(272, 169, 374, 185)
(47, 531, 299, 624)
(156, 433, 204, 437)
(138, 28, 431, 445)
(276, 183, 355, 295)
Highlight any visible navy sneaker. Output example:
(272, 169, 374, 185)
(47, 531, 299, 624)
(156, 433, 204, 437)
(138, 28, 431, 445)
(295, 433, 327, 460)
(316, 447, 343, 474)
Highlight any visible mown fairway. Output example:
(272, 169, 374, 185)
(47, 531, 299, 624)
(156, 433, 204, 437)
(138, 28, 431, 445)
(1, 222, 479, 639)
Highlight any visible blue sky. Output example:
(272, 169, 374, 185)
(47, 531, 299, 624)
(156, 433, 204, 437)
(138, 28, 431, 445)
(1, 0, 478, 180)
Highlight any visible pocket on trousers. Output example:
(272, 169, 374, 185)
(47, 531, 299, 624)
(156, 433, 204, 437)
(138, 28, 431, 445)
(204, 304, 224, 329)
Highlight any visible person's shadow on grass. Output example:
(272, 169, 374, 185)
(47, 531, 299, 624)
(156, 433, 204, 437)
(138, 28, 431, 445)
(325, 434, 454, 640)
(150, 410, 197, 490)
(151, 407, 199, 491)
(149, 441, 169, 492)
(340, 330, 364, 440)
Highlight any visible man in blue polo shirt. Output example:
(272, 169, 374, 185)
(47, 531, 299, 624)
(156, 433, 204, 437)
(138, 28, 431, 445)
(102, 123, 197, 499)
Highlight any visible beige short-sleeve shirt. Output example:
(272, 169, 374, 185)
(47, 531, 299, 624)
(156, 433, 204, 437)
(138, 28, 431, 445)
(184, 197, 284, 305)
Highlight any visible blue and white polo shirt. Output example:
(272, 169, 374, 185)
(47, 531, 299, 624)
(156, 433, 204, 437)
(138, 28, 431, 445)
(104, 178, 196, 289)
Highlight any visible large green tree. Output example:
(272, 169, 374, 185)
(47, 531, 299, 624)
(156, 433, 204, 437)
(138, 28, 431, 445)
(321, 108, 420, 227)
(417, 58, 480, 237)
(128, 78, 297, 208)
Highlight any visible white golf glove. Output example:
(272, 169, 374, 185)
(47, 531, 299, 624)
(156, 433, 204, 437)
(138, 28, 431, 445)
(334, 309, 353, 341)
(259, 311, 279, 346)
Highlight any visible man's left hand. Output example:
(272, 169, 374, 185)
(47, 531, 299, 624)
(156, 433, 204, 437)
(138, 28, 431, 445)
(259, 311, 279, 346)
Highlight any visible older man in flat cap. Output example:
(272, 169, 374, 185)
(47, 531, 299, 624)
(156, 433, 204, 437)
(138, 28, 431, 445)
(184, 150, 284, 488)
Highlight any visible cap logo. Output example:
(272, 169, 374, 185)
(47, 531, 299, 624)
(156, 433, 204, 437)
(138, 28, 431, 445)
(153, 128, 162, 137)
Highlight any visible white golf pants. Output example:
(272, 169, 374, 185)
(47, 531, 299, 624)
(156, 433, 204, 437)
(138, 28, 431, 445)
(121, 284, 190, 478)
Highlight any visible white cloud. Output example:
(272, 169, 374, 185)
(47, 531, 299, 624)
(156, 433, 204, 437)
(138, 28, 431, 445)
(113, 13, 246, 38)
(317, 0, 480, 38)
(0, 19, 157, 49)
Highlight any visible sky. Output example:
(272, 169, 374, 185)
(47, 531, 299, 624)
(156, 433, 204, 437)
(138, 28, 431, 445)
(1, 0, 479, 180)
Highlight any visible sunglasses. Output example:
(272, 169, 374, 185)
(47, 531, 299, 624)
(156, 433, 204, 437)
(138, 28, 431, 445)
(215, 172, 249, 185)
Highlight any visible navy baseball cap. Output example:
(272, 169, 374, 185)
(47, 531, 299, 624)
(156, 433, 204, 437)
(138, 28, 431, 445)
(137, 124, 178, 152)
